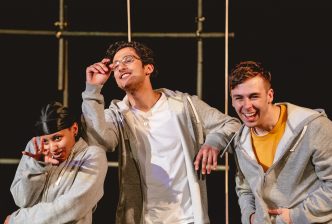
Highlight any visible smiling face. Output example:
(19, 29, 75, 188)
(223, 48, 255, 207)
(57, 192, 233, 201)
(231, 76, 274, 129)
(42, 123, 78, 163)
(112, 47, 154, 92)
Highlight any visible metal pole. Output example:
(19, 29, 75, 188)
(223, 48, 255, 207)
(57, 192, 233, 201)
(224, 0, 230, 223)
(0, 29, 233, 39)
(196, 0, 205, 99)
(63, 40, 69, 106)
(55, 0, 68, 106)
(127, 0, 132, 42)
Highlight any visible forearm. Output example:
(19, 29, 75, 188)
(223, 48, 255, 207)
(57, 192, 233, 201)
(235, 174, 256, 224)
(10, 142, 49, 207)
(82, 83, 119, 150)
(190, 95, 241, 149)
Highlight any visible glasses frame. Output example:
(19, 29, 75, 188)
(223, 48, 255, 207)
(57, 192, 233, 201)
(111, 55, 141, 72)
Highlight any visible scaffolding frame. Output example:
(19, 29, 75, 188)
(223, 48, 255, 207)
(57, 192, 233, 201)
(0, 0, 233, 223)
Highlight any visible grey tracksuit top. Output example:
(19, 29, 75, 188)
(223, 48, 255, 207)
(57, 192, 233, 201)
(9, 138, 108, 224)
(82, 83, 241, 224)
(234, 103, 332, 224)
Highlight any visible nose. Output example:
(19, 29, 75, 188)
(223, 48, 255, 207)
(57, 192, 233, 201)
(49, 142, 59, 152)
(118, 61, 129, 71)
(242, 98, 253, 109)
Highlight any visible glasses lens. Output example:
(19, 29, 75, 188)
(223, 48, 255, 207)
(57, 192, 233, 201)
(111, 55, 136, 71)
(123, 55, 134, 65)
(111, 61, 120, 71)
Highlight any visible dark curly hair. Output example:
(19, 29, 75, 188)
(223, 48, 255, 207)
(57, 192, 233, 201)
(105, 40, 158, 76)
(229, 61, 272, 90)
(34, 101, 81, 141)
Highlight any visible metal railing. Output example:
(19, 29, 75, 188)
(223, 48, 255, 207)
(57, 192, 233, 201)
(0, 0, 232, 222)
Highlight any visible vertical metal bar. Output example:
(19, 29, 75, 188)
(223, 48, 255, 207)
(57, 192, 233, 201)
(127, 0, 132, 42)
(57, 0, 68, 105)
(196, 0, 203, 99)
(58, 38, 64, 91)
(58, 0, 65, 92)
(224, 0, 230, 223)
(63, 40, 69, 107)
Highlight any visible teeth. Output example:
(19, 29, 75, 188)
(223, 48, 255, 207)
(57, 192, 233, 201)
(121, 73, 130, 79)
(52, 153, 61, 158)
(244, 112, 255, 117)
(52, 150, 62, 158)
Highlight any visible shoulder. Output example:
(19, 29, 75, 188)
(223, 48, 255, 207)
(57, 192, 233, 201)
(85, 145, 107, 158)
(76, 139, 107, 162)
(79, 146, 108, 170)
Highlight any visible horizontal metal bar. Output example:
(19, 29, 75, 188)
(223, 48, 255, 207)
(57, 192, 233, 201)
(0, 158, 20, 164)
(0, 158, 119, 167)
(0, 29, 234, 39)
(0, 29, 55, 36)
(0, 158, 226, 170)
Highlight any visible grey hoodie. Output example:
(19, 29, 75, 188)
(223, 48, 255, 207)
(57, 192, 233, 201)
(82, 84, 241, 224)
(9, 138, 108, 224)
(234, 103, 332, 224)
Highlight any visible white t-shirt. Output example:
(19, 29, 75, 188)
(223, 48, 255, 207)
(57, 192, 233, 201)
(131, 93, 194, 224)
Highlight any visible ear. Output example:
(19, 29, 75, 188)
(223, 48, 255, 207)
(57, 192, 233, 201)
(71, 122, 79, 136)
(267, 88, 274, 104)
(230, 92, 235, 107)
(145, 64, 154, 76)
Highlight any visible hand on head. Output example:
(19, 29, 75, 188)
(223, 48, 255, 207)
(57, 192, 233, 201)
(86, 58, 112, 85)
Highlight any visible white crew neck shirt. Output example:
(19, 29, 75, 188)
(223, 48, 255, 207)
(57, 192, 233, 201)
(131, 93, 194, 224)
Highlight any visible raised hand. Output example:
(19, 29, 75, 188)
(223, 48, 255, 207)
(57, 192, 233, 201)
(86, 58, 113, 85)
(22, 137, 59, 165)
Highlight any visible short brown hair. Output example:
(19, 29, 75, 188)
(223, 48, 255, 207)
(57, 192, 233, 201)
(229, 61, 271, 90)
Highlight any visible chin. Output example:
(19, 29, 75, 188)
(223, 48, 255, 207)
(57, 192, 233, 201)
(244, 121, 257, 128)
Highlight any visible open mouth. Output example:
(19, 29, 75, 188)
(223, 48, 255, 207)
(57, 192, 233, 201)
(242, 111, 257, 122)
(120, 72, 131, 79)
(51, 150, 63, 160)
(243, 112, 256, 118)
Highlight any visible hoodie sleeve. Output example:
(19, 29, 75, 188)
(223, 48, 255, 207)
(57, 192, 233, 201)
(235, 171, 256, 224)
(9, 146, 108, 224)
(188, 94, 241, 150)
(81, 82, 120, 151)
(291, 116, 332, 223)
(10, 138, 50, 208)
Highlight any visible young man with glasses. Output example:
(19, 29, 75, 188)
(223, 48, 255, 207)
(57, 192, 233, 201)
(229, 61, 332, 224)
(82, 40, 241, 224)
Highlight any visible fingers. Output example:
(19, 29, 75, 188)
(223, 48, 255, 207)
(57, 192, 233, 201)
(268, 208, 282, 215)
(201, 152, 209, 174)
(194, 145, 219, 177)
(204, 151, 217, 174)
(88, 62, 109, 74)
(32, 137, 40, 154)
(206, 153, 214, 174)
(87, 59, 111, 76)
(40, 136, 45, 152)
(194, 150, 203, 171)
(86, 60, 112, 85)
(22, 151, 35, 158)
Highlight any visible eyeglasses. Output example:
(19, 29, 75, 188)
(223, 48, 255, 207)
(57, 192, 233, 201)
(111, 55, 141, 72)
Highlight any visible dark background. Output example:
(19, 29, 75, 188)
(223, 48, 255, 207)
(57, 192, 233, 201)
(1, 0, 331, 223)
